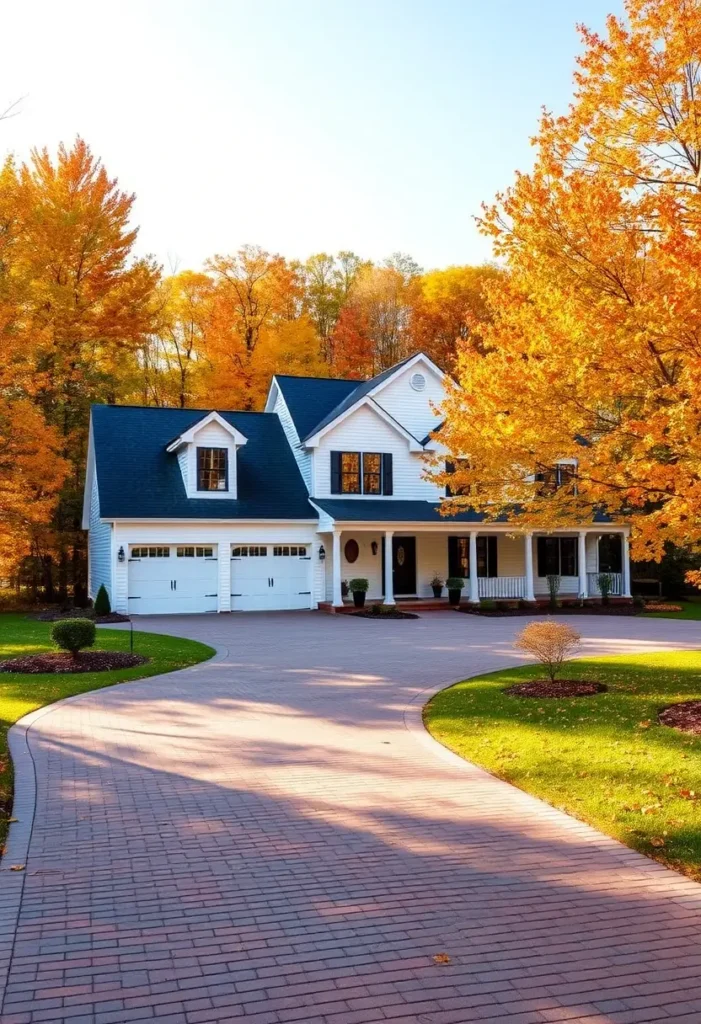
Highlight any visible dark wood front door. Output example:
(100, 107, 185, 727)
(392, 536, 416, 595)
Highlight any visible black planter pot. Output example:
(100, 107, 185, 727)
(432, 586, 443, 599)
(353, 591, 366, 608)
(448, 589, 462, 606)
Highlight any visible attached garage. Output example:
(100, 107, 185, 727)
(231, 543, 312, 611)
(128, 545, 219, 615)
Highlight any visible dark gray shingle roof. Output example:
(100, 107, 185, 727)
(92, 405, 314, 520)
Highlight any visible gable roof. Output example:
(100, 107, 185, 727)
(273, 375, 359, 441)
(91, 405, 313, 520)
(165, 410, 248, 451)
(300, 353, 421, 442)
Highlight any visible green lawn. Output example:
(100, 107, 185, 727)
(644, 598, 701, 620)
(0, 614, 214, 847)
(425, 651, 701, 879)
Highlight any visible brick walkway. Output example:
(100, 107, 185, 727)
(2, 612, 701, 1024)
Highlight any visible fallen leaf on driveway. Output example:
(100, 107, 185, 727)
(9, 864, 25, 871)
(433, 953, 451, 964)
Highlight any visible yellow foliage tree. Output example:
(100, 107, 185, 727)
(439, 0, 701, 563)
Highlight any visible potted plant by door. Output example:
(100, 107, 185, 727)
(348, 578, 369, 608)
(430, 574, 444, 599)
(446, 577, 465, 606)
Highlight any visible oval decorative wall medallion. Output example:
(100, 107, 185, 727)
(344, 539, 359, 564)
(397, 545, 405, 566)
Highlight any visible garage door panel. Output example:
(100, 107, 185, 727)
(231, 544, 311, 611)
(128, 545, 219, 614)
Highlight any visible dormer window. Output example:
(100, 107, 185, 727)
(197, 447, 228, 491)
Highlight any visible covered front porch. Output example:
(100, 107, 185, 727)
(318, 525, 631, 608)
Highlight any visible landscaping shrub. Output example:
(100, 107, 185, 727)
(348, 578, 369, 593)
(94, 584, 111, 616)
(514, 620, 581, 682)
(597, 572, 614, 605)
(546, 573, 561, 609)
(51, 618, 96, 658)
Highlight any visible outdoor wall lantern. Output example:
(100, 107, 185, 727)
(371, 541, 378, 556)
(318, 544, 325, 561)
(118, 546, 126, 563)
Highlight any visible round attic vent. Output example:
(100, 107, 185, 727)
(410, 371, 426, 392)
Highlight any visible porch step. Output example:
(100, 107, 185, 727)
(318, 599, 462, 615)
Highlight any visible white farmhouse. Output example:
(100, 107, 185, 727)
(83, 352, 632, 615)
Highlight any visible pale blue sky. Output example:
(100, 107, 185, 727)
(3, 0, 619, 271)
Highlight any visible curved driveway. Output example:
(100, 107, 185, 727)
(3, 611, 701, 1024)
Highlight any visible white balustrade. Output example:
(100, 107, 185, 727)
(587, 572, 622, 596)
(478, 576, 526, 599)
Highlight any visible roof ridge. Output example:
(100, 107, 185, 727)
(91, 403, 270, 415)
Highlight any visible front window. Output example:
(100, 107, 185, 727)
(537, 536, 578, 576)
(197, 447, 228, 491)
(599, 535, 622, 573)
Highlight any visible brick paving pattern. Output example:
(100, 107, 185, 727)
(2, 611, 701, 1023)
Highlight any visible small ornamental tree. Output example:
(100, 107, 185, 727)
(94, 584, 111, 616)
(52, 618, 96, 659)
(515, 621, 581, 683)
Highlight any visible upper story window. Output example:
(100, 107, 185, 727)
(197, 447, 228, 491)
(331, 451, 393, 495)
(535, 463, 577, 494)
(445, 459, 472, 497)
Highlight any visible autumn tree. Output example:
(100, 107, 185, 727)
(205, 245, 326, 408)
(439, 0, 701, 564)
(140, 270, 213, 407)
(409, 264, 503, 371)
(331, 261, 415, 376)
(303, 251, 363, 363)
(2, 139, 159, 597)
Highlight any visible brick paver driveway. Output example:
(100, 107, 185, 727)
(3, 612, 701, 1024)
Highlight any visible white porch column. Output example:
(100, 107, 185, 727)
(578, 531, 588, 599)
(469, 531, 479, 604)
(524, 532, 535, 602)
(622, 531, 632, 597)
(332, 530, 343, 607)
(384, 530, 395, 605)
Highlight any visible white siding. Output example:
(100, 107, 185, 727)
(112, 522, 317, 614)
(313, 405, 439, 500)
(177, 447, 189, 492)
(274, 390, 312, 492)
(88, 474, 112, 602)
(373, 362, 445, 442)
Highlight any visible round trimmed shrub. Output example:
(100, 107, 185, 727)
(52, 618, 96, 657)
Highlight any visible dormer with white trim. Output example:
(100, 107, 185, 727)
(165, 411, 248, 499)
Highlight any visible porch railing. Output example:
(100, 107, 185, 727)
(478, 576, 526, 599)
(587, 572, 622, 597)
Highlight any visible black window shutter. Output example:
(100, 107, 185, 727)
(488, 536, 498, 578)
(445, 460, 454, 498)
(537, 537, 548, 577)
(448, 537, 459, 579)
(382, 453, 393, 495)
(330, 451, 342, 494)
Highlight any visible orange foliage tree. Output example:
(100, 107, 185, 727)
(439, 0, 701, 564)
(1, 139, 159, 596)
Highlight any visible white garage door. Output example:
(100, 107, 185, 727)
(231, 544, 311, 611)
(128, 545, 219, 614)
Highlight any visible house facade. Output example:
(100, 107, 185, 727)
(83, 352, 632, 615)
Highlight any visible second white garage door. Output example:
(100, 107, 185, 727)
(230, 544, 311, 611)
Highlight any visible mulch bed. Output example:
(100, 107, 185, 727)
(505, 679, 608, 698)
(33, 610, 130, 623)
(0, 651, 148, 675)
(352, 610, 419, 619)
(644, 603, 683, 613)
(461, 605, 640, 617)
(658, 701, 701, 735)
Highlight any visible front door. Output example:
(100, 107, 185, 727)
(392, 536, 416, 596)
